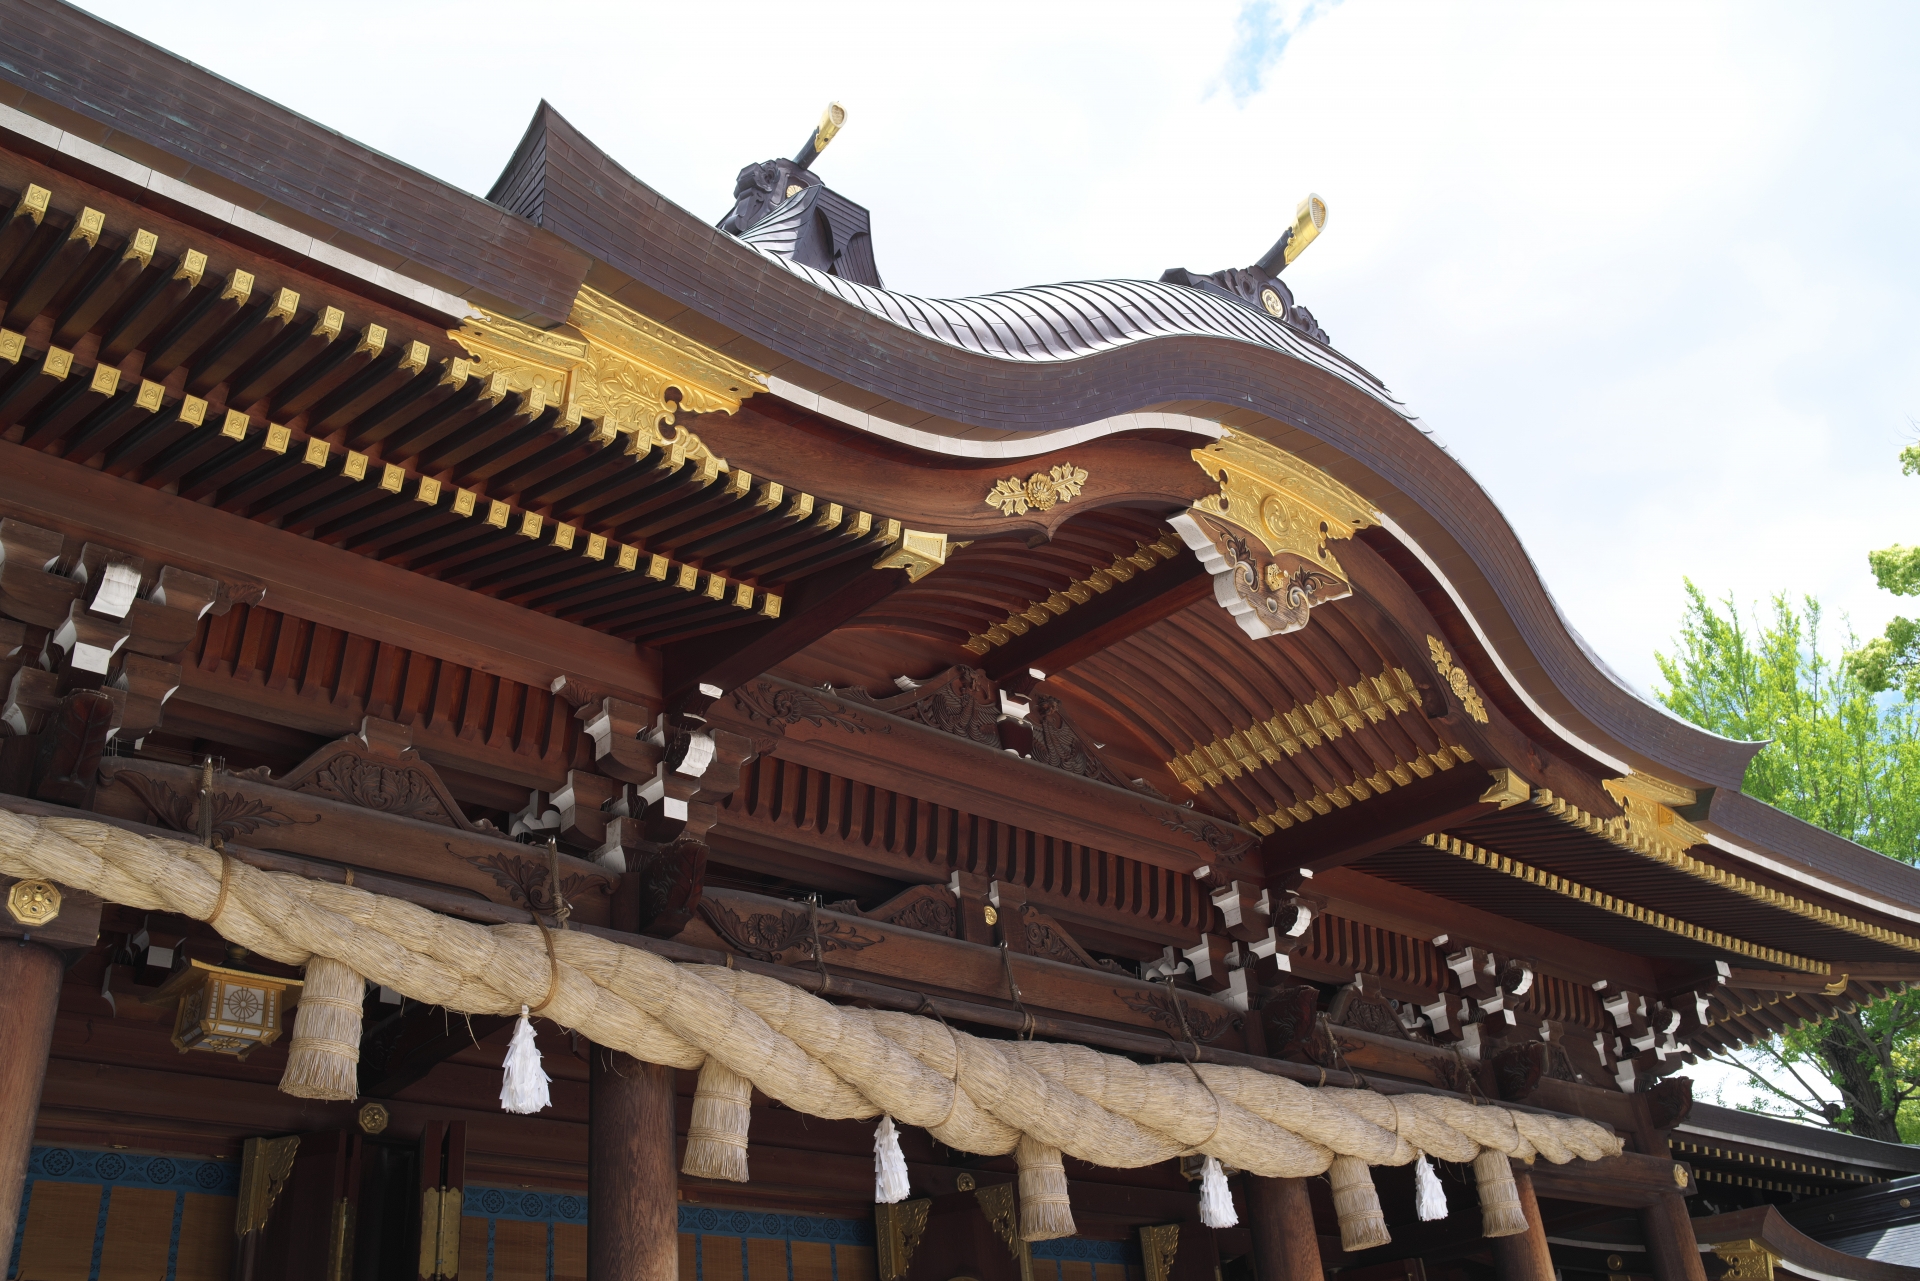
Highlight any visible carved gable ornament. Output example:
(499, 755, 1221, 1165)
(277, 717, 474, 831)
(1171, 430, 1379, 638)
(452, 285, 766, 471)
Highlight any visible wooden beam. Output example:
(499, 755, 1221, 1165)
(1492, 1166, 1555, 1281)
(663, 558, 910, 711)
(1640, 1193, 1709, 1281)
(990, 554, 1208, 689)
(1261, 764, 1498, 879)
(1245, 1175, 1322, 1281)
(588, 1049, 676, 1281)
(708, 676, 1256, 874)
(0, 440, 656, 702)
(0, 941, 63, 1265)
(1313, 866, 1672, 993)
(358, 1002, 512, 1100)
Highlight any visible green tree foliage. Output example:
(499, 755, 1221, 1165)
(1852, 444, 1920, 701)
(1656, 586, 1920, 1141)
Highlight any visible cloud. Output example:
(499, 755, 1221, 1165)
(1219, 0, 1341, 101)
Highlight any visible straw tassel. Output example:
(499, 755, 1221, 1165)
(1016, 1136, 1075, 1241)
(874, 1116, 911, 1204)
(1328, 1155, 1390, 1252)
(278, 957, 363, 1101)
(683, 1059, 752, 1182)
(1474, 1149, 1529, 1238)
(1197, 1156, 1237, 1229)
(499, 1006, 551, 1114)
(1414, 1153, 1448, 1222)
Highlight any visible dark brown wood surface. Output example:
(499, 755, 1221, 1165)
(1640, 1193, 1710, 1281)
(589, 1050, 677, 1281)
(710, 676, 1254, 875)
(1490, 1166, 1554, 1281)
(0, 940, 62, 1267)
(1245, 1175, 1323, 1281)
(0, 440, 657, 702)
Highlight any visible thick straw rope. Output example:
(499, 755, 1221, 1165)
(0, 811, 1620, 1191)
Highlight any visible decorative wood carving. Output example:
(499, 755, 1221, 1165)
(1117, 984, 1235, 1045)
(111, 770, 315, 843)
(96, 756, 616, 925)
(1149, 804, 1249, 867)
(863, 884, 958, 939)
(631, 838, 707, 939)
(840, 667, 1000, 748)
(1328, 973, 1411, 1042)
(984, 463, 1087, 517)
(277, 718, 473, 830)
(1013, 903, 1098, 970)
(714, 676, 1256, 873)
(1257, 982, 1323, 1060)
(1025, 692, 1144, 792)
(733, 681, 881, 736)
(696, 899, 882, 964)
(461, 850, 601, 922)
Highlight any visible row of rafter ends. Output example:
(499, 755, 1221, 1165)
(1420, 833, 1826, 974)
(1531, 789, 1920, 955)
(1671, 1139, 1882, 1186)
(0, 330, 914, 621)
(1163, 669, 1467, 832)
(962, 533, 1186, 654)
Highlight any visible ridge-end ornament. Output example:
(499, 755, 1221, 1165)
(6, 878, 61, 927)
(985, 463, 1087, 516)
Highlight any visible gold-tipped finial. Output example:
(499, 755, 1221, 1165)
(1255, 193, 1329, 275)
(1282, 193, 1327, 266)
(793, 102, 848, 171)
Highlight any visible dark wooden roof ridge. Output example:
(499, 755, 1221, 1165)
(1681, 1101, 1920, 1175)
(12, 2, 1920, 912)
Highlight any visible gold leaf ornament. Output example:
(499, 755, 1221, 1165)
(1426, 635, 1489, 724)
(985, 463, 1089, 516)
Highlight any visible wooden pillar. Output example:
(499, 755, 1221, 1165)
(1245, 1175, 1322, 1281)
(0, 941, 64, 1263)
(1640, 1193, 1708, 1281)
(589, 1047, 677, 1281)
(1491, 1166, 1554, 1281)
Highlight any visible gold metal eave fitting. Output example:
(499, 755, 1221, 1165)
(1534, 776, 1920, 956)
(1421, 832, 1827, 974)
(874, 529, 952, 582)
(450, 285, 766, 456)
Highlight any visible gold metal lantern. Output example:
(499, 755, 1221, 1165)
(150, 960, 301, 1058)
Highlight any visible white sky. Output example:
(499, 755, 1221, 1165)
(70, 0, 1920, 697)
(69, 0, 1915, 1116)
